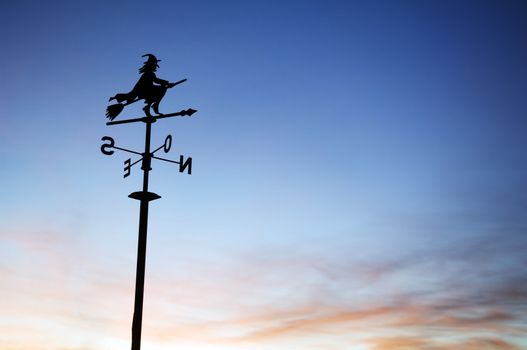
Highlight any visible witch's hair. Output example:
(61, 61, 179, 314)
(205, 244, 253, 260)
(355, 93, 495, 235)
(139, 62, 157, 74)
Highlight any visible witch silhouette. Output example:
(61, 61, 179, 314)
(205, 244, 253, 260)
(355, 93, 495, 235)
(106, 54, 186, 120)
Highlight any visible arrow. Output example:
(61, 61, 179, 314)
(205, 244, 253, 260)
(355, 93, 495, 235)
(106, 108, 197, 126)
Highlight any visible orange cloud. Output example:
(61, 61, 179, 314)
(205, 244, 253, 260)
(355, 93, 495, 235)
(1, 224, 526, 350)
(368, 336, 521, 350)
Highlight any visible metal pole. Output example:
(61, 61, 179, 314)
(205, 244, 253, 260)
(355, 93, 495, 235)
(131, 118, 154, 350)
(102, 61, 196, 349)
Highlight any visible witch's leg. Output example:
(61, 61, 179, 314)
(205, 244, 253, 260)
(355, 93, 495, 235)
(152, 102, 162, 115)
(151, 86, 168, 115)
(143, 102, 153, 117)
(110, 92, 133, 103)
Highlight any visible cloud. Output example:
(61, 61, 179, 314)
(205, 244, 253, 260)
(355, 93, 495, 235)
(139, 231, 527, 347)
(1, 219, 526, 349)
(0, 223, 135, 350)
(368, 336, 521, 350)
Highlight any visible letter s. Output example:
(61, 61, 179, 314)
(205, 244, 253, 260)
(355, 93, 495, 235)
(101, 136, 115, 155)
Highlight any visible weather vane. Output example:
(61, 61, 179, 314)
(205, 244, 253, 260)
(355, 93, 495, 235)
(100, 54, 197, 350)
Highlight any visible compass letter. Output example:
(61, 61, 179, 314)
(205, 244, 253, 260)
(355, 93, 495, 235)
(124, 158, 132, 178)
(179, 155, 192, 175)
(101, 136, 115, 155)
(164, 134, 172, 153)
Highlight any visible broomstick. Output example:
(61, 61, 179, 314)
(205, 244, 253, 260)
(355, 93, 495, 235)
(106, 78, 187, 120)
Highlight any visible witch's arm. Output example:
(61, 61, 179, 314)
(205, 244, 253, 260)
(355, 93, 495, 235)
(153, 74, 169, 86)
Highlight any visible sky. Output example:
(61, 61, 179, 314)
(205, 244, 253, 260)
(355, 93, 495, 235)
(1, 0, 527, 349)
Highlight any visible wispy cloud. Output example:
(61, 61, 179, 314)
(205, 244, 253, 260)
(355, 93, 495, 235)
(369, 336, 521, 350)
(121, 232, 526, 349)
(1, 220, 526, 349)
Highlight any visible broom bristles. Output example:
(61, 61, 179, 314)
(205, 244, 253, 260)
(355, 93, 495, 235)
(106, 103, 124, 120)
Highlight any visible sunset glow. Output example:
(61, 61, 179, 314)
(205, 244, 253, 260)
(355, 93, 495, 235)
(1, 1, 526, 349)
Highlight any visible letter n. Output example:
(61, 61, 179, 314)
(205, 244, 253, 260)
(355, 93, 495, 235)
(179, 155, 192, 175)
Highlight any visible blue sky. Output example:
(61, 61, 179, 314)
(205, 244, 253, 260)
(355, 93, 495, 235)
(1, 1, 527, 349)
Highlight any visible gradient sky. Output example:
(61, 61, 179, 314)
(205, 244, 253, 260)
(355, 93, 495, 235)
(1, 1, 527, 349)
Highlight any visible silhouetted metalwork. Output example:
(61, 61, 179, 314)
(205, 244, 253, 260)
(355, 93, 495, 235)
(101, 55, 197, 350)
(106, 54, 187, 120)
(107, 108, 196, 125)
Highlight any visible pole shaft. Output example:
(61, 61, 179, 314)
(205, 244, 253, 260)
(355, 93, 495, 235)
(131, 120, 153, 350)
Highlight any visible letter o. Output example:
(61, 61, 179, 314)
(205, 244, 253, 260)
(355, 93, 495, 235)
(164, 134, 172, 153)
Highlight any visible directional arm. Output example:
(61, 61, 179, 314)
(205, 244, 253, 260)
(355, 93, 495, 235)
(106, 108, 197, 126)
(151, 155, 180, 164)
(113, 146, 143, 156)
(152, 154, 192, 174)
(152, 134, 172, 155)
(101, 136, 143, 156)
